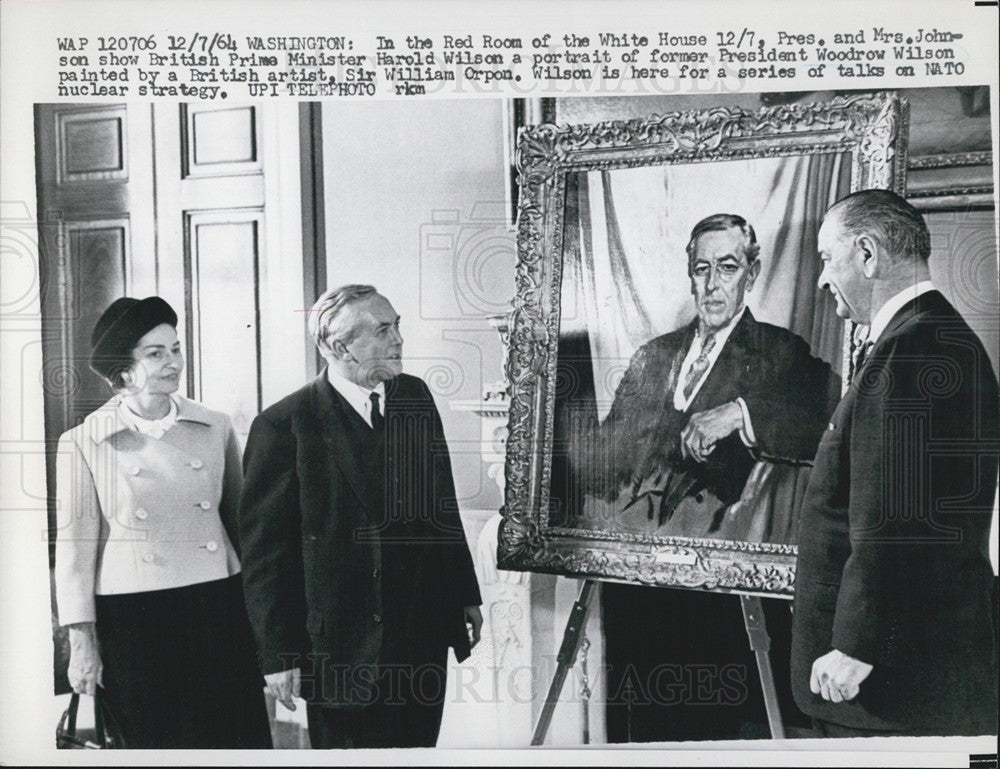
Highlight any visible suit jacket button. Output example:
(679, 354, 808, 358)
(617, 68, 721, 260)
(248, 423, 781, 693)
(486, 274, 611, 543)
(695, 492, 705, 504)
(205, 540, 219, 552)
(190, 458, 204, 470)
(198, 500, 212, 510)
(134, 508, 149, 520)
(373, 613, 382, 623)
(142, 552, 154, 563)
(129, 465, 141, 476)
(372, 568, 381, 580)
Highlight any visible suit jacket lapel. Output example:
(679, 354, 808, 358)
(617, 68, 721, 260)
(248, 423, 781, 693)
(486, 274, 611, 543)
(688, 309, 756, 413)
(310, 371, 379, 521)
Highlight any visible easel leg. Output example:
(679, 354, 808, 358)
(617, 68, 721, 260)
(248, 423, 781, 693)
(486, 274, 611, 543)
(740, 594, 786, 739)
(531, 579, 597, 746)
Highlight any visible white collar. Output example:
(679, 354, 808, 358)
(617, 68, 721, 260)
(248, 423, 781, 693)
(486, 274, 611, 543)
(326, 366, 386, 424)
(673, 306, 748, 410)
(85, 395, 209, 444)
(118, 396, 178, 439)
(868, 281, 935, 345)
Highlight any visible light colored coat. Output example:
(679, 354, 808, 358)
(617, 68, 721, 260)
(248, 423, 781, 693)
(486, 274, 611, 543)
(55, 395, 242, 626)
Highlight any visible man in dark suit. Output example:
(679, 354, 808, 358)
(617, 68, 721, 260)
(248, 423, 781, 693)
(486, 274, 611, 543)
(238, 284, 482, 748)
(592, 214, 840, 742)
(578, 213, 839, 539)
(792, 189, 998, 737)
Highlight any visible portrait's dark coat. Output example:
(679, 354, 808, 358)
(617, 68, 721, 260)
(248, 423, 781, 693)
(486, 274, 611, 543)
(792, 291, 999, 735)
(576, 309, 840, 536)
(238, 371, 481, 707)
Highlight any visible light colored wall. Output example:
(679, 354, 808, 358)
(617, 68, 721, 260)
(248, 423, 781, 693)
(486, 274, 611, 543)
(322, 99, 515, 517)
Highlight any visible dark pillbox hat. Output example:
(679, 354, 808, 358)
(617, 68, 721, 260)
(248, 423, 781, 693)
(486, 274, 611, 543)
(89, 296, 178, 379)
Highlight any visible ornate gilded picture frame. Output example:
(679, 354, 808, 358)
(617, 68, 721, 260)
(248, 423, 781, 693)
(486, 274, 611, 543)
(498, 92, 909, 597)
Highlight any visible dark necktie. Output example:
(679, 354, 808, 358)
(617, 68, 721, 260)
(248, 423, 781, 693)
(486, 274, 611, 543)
(682, 332, 716, 401)
(369, 391, 384, 432)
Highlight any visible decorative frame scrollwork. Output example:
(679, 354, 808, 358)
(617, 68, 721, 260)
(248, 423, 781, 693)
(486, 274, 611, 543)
(906, 150, 993, 211)
(498, 92, 909, 597)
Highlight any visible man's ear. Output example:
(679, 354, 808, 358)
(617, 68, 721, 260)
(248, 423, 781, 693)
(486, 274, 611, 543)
(745, 259, 762, 292)
(329, 338, 351, 361)
(857, 233, 879, 279)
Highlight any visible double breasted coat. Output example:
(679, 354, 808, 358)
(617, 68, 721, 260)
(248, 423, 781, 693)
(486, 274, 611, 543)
(55, 395, 243, 625)
(238, 372, 481, 707)
(792, 291, 999, 735)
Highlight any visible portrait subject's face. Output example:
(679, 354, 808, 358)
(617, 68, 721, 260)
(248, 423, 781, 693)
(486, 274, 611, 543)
(343, 294, 404, 385)
(817, 213, 871, 324)
(688, 227, 760, 331)
(129, 323, 183, 395)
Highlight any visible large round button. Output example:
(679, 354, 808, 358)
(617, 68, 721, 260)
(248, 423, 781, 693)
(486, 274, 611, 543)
(189, 458, 204, 470)
(128, 465, 141, 476)
(142, 552, 154, 563)
(134, 509, 149, 520)
(198, 500, 212, 510)
(205, 541, 219, 553)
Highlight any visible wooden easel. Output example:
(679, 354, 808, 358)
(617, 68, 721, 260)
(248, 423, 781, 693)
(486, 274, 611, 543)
(530, 579, 786, 745)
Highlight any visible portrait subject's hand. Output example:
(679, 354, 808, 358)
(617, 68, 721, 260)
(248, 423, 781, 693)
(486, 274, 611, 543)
(464, 605, 483, 649)
(680, 401, 744, 462)
(810, 649, 873, 703)
(67, 622, 103, 696)
(265, 667, 301, 711)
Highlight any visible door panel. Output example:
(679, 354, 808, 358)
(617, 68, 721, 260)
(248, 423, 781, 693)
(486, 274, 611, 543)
(185, 211, 263, 441)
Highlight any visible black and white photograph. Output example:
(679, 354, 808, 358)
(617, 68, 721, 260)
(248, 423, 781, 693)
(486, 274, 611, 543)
(1, 0, 998, 764)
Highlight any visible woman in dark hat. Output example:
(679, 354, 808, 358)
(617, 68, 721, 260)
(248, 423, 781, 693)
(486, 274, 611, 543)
(54, 296, 272, 749)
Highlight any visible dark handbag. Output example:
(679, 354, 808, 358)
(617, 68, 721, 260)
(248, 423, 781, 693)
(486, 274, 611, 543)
(56, 691, 125, 749)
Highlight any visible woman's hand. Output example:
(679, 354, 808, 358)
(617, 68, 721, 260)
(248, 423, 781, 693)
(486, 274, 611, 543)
(67, 622, 103, 695)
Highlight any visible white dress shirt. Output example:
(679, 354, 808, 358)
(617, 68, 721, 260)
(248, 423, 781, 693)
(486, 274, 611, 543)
(672, 306, 756, 445)
(327, 367, 385, 428)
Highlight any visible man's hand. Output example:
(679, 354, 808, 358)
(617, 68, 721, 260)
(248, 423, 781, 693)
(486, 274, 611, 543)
(810, 649, 873, 703)
(67, 622, 103, 696)
(464, 605, 483, 649)
(680, 401, 744, 462)
(265, 667, 301, 711)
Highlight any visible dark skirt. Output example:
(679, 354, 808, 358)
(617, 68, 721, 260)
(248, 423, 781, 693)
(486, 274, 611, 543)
(95, 574, 272, 749)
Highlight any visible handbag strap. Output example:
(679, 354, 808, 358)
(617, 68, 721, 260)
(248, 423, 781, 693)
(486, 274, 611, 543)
(56, 692, 80, 742)
(56, 690, 125, 749)
(94, 691, 108, 747)
(94, 689, 124, 749)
